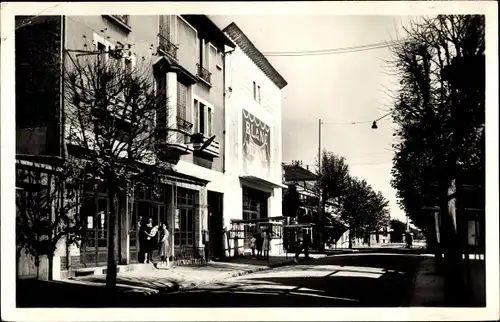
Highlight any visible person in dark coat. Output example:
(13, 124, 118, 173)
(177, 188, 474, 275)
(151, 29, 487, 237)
(295, 228, 311, 262)
(256, 231, 264, 259)
(138, 216, 145, 263)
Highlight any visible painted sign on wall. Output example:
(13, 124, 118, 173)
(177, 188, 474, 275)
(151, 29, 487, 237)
(242, 109, 271, 178)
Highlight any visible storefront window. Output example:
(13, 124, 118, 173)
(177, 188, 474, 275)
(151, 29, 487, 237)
(175, 188, 196, 246)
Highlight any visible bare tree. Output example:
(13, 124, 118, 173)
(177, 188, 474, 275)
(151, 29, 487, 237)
(63, 45, 177, 288)
(16, 157, 89, 280)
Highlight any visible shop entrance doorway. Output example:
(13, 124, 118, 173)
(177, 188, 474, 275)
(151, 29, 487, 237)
(208, 191, 224, 259)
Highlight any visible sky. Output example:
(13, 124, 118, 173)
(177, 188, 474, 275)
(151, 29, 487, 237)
(211, 15, 412, 222)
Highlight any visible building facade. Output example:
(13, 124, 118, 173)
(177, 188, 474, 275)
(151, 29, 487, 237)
(15, 15, 234, 280)
(222, 23, 288, 256)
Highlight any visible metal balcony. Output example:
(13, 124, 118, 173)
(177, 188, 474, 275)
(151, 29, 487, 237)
(191, 134, 220, 158)
(176, 116, 193, 134)
(158, 33, 178, 60)
(196, 63, 212, 85)
(112, 15, 129, 25)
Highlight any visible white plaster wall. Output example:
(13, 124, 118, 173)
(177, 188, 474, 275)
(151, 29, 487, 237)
(223, 43, 284, 222)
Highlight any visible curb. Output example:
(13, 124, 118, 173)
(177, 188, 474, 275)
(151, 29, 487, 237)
(69, 255, 328, 295)
(172, 255, 328, 292)
(175, 259, 296, 291)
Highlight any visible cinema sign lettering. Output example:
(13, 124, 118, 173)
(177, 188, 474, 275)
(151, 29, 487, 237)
(242, 109, 271, 177)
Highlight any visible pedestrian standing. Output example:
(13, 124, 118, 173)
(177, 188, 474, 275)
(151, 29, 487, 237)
(250, 233, 257, 257)
(263, 229, 271, 260)
(138, 216, 145, 263)
(407, 232, 413, 249)
(159, 222, 170, 269)
(256, 231, 263, 259)
(294, 228, 310, 262)
(144, 217, 157, 263)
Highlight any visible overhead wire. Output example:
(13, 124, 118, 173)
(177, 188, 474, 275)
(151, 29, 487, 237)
(261, 39, 407, 57)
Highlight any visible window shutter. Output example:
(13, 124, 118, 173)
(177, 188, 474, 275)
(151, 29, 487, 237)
(199, 103, 205, 134)
(194, 99, 199, 133)
(177, 82, 187, 120)
(207, 107, 212, 136)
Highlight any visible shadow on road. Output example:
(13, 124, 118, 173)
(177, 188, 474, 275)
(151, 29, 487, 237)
(17, 253, 425, 308)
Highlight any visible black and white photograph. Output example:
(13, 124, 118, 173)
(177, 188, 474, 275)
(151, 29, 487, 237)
(1, 1, 498, 321)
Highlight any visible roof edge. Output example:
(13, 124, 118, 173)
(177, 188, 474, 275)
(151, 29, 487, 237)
(223, 22, 288, 89)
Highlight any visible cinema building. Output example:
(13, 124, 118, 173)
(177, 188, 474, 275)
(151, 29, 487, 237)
(221, 23, 288, 256)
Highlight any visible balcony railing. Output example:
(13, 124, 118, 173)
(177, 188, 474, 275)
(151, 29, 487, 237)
(158, 33, 178, 60)
(112, 15, 129, 25)
(176, 116, 193, 134)
(103, 15, 132, 32)
(196, 64, 212, 85)
(191, 134, 220, 158)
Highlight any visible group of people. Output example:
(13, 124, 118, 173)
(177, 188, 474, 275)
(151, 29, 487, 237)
(138, 217, 171, 269)
(250, 229, 272, 259)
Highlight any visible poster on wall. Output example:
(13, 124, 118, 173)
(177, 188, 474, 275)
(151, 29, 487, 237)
(242, 109, 271, 178)
(174, 209, 180, 230)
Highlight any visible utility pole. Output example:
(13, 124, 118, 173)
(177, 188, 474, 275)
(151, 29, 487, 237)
(318, 119, 324, 253)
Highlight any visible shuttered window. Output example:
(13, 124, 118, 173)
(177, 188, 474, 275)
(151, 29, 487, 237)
(177, 82, 187, 120)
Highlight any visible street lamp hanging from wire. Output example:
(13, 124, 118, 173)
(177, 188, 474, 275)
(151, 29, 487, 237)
(371, 110, 394, 129)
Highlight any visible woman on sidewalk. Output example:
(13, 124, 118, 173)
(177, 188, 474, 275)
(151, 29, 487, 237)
(159, 222, 170, 269)
(263, 230, 271, 260)
(144, 217, 157, 263)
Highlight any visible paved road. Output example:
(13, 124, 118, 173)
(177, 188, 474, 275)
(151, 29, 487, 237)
(155, 253, 424, 307)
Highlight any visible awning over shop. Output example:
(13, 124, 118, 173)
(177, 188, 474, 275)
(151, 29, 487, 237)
(283, 164, 318, 182)
(239, 175, 287, 189)
(284, 223, 315, 228)
(230, 216, 287, 225)
(159, 170, 210, 187)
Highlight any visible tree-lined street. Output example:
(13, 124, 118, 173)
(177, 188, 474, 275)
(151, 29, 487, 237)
(5, 6, 492, 320)
(17, 250, 427, 308)
(159, 252, 423, 307)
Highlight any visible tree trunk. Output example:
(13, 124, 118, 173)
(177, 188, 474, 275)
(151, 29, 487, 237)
(348, 229, 353, 249)
(439, 178, 466, 306)
(48, 254, 54, 281)
(429, 212, 443, 269)
(106, 187, 117, 289)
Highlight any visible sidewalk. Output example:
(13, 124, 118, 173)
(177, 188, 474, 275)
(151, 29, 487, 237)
(70, 253, 327, 294)
(410, 256, 486, 307)
(410, 257, 445, 306)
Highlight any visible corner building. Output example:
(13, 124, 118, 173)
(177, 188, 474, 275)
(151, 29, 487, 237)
(222, 23, 288, 256)
(15, 15, 235, 279)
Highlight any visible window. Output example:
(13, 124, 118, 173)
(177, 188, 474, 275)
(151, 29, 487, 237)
(199, 102, 205, 134)
(198, 39, 211, 69)
(175, 188, 195, 246)
(197, 39, 213, 84)
(97, 42, 107, 63)
(124, 57, 133, 73)
(252, 81, 261, 103)
(208, 44, 217, 72)
(177, 82, 188, 121)
(193, 98, 213, 136)
(207, 106, 212, 136)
